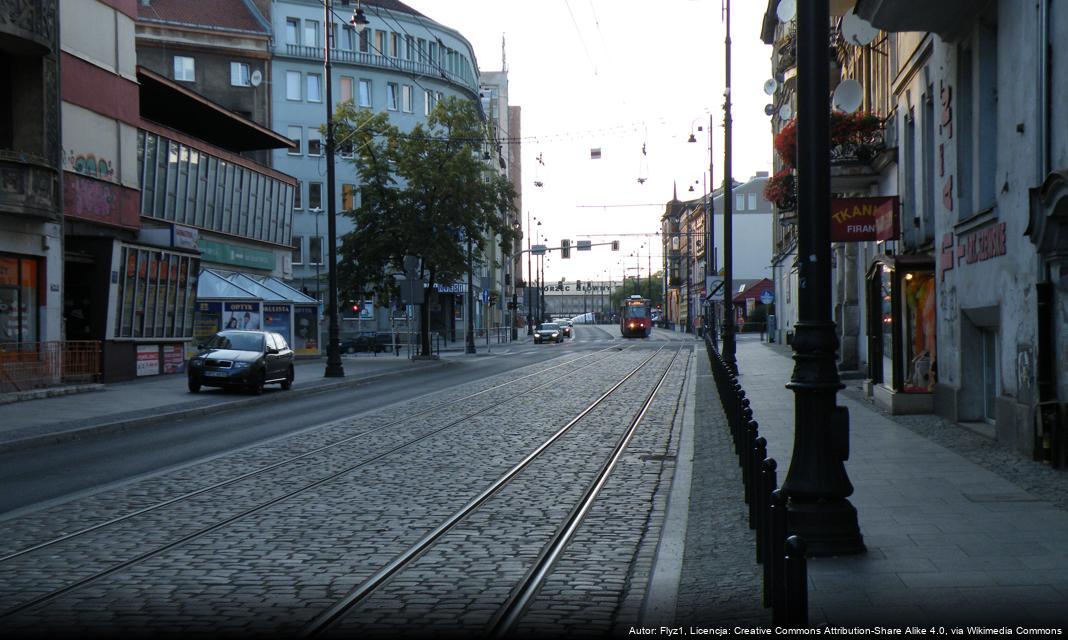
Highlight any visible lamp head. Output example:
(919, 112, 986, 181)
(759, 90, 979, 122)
(350, 3, 369, 32)
(687, 133, 697, 143)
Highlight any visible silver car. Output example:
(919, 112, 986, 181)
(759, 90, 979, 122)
(533, 322, 564, 344)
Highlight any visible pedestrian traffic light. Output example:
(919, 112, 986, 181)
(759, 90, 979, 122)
(611, 240, 620, 251)
(351, 301, 361, 313)
(561, 238, 571, 259)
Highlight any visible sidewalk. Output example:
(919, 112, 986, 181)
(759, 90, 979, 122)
(677, 335, 1068, 627)
(0, 354, 445, 454)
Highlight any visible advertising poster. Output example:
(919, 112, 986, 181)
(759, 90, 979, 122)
(292, 305, 319, 355)
(224, 302, 260, 330)
(263, 304, 291, 345)
(136, 344, 160, 377)
(193, 301, 222, 347)
(162, 344, 184, 374)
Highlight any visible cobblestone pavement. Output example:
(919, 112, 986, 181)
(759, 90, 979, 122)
(2, 346, 692, 638)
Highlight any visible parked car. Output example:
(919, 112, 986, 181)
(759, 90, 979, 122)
(340, 334, 385, 354)
(533, 322, 564, 344)
(187, 330, 294, 394)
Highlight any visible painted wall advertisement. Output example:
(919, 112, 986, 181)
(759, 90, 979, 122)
(292, 305, 319, 355)
(263, 304, 291, 345)
(136, 344, 160, 377)
(223, 302, 261, 330)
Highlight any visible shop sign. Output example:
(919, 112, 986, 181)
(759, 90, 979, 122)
(939, 222, 1007, 281)
(173, 225, 199, 250)
(830, 196, 899, 242)
(199, 239, 274, 271)
(162, 344, 184, 374)
(136, 345, 160, 377)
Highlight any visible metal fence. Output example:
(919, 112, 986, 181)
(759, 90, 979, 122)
(0, 341, 101, 393)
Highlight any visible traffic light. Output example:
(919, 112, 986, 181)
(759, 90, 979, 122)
(351, 301, 361, 314)
(611, 240, 620, 251)
(561, 238, 571, 259)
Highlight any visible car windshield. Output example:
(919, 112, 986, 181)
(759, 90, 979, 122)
(538, 323, 560, 331)
(206, 332, 264, 352)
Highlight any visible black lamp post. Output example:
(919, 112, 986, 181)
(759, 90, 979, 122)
(466, 235, 475, 354)
(781, 0, 865, 556)
(721, 0, 736, 372)
(526, 213, 535, 335)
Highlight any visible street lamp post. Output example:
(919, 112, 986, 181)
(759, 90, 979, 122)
(466, 235, 475, 354)
(722, 0, 736, 371)
(782, 0, 865, 556)
(526, 213, 534, 335)
(322, 0, 348, 378)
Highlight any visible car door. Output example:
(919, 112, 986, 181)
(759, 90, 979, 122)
(274, 333, 293, 370)
(264, 333, 281, 380)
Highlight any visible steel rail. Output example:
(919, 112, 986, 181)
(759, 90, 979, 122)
(0, 348, 629, 620)
(0, 346, 623, 565)
(300, 346, 672, 637)
(488, 347, 684, 637)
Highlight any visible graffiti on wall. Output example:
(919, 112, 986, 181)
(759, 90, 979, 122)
(64, 150, 116, 182)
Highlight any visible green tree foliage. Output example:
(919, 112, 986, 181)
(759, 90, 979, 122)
(332, 97, 517, 355)
(609, 272, 664, 311)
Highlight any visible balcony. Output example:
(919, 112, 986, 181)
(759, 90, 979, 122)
(281, 44, 480, 97)
(854, 0, 974, 39)
(0, 0, 56, 55)
(0, 150, 60, 221)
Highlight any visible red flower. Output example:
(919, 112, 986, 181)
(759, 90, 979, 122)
(762, 169, 795, 205)
(773, 112, 884, 169)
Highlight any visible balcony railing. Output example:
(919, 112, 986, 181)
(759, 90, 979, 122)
(0, 341, 101, 393)
(0, 150, 60, 221)
(282, 44, 480, 96)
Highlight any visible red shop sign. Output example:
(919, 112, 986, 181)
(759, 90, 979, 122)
(830, 196, 899, 242)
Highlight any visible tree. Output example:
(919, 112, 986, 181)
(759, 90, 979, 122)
(609, 272, 664, 311)
(332, 97, 517, 356)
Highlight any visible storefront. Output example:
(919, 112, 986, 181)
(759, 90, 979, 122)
(0, 254, 41, 344)
(865, 254, 936, 414)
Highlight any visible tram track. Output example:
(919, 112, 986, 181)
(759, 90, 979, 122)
(301, 347, 685, 638)
(0, 347, 629, 619)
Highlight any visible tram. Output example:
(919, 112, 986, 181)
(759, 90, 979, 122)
(620, 295, 652, 338)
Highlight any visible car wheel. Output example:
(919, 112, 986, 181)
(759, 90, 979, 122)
(188, 376, 201, 393)
(281, 366, 294, 391)
(251, 371, 265, 395)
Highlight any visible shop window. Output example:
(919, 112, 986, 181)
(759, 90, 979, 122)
(980, 328, 999, 422)
(902, 272, 936, 392)
(114, 247, 198, 339)
(0, 255, 39, 344)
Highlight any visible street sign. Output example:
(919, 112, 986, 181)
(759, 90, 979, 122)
(481, 289, 489, 304)
(760, 290, 775, 305)
(577, 240, 592, 251)
(399, 278, 425, 304)
(531, 244, 547, 256)
(706, 276, 725, 302)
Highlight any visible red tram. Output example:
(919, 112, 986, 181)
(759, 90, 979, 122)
(620, 295, 652, 338)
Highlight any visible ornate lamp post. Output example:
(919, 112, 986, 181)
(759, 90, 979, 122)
(782, 0, 865, 556)
(722, 0, 736, 371)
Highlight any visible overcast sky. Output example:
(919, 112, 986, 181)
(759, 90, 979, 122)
(401, 0, 775, 282)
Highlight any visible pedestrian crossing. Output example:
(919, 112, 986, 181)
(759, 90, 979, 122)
(485, 326, 700, 356)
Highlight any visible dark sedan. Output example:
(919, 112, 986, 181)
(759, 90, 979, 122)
(187, 330, 294, 394)
(533, 322, 564, 344)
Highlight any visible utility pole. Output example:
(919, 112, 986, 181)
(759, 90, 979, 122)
(466, 236, 475, 354)
(322, 0, 343, 378)
(722, 0, 736, 371)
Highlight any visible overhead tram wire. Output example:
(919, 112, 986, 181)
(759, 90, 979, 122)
(564, 0, 599, 76)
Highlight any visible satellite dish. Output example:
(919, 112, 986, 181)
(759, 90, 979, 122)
(779, 104, 793, 120)
(776, 0, 796, 23)
(250, 70, 262, 87)
(842, 8, 878, 46)
(764, 104, 775, 116)
(832, 79, 863, 113)
(763, 78, 778, 96)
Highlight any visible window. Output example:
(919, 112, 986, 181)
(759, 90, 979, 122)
(358, 79, 372, 107)
(0, 255, 40, 344)
(308, 128, 322, 156)
(375, 30, 386, 55)
(386, 83, 398, 111)
(424, 89, 433, 115)
(287, 126, 302, 155)
(293, 179, 302, 209)
(291, 236, 304, 265)
(286, 71, 301, 100)
(980, 328, 999, 422)
(341, 26, 355, 50)
(359, 29, 370, 53)
(307, 74, 322, 102)
(173, 56, 195, 82)
(230, 62, 250, 87)
(402, 85, 413, 113)
(304, 20, 319, 48)
(429, 41, 437, 64)
(405, 35, 414, 61)
(309, 182, 323, 210)
(340, 76, 354, 103)
(285, 18, 300, 45)
(309, 236, 324, 265)
(748, 193, 757, 210)
(417, 38, 427, 62)
(735, 194, 745, 211)
(342, 183, 356, 210)
(391, 32, 400, 57)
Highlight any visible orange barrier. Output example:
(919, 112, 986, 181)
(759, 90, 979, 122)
(0, 341, 101, 393)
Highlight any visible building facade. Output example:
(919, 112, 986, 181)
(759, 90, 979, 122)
(0, 0, 63, 353)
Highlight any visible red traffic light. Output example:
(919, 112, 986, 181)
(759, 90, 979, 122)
(351, 303, 361, 313)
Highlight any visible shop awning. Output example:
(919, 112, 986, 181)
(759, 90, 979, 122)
(224, 273, 289, 301)
(197, 269, 261, 300)
(249, 276, 319, 304)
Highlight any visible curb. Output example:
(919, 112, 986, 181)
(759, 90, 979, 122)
(0, 359, 451, 454)
(0, 384, 106, 405)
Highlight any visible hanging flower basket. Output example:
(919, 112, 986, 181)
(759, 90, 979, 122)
(762, 169, 796, 211)
(773, 111, 885, 169)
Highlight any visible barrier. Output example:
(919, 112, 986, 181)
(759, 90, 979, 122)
(0, 341, 101, 393)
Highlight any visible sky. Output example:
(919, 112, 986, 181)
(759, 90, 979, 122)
(401, 0, 775, 283)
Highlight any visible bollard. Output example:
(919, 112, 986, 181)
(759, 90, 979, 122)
(764, 488, 787, 616)
(756, 456, 776, 562)
(783, 535, 809, 627)
(742, 420, 758, 502)
(750, 438, 768, 533)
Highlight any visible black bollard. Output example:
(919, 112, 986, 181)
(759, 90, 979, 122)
(784, 535, 809, 627)
(750, 438, 768, 532)
(764, 488, 787, 616)
(742, 420, 758, 501)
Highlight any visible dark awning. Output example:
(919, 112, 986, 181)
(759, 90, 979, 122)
(137, 66, 295, 153)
